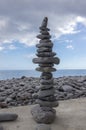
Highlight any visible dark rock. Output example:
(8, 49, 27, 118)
(37, 34, 51, 40)
(37, 47, 52, 53)
(40, 30, 50, 34)
(0, 102, 8, 108)
(39, 27, 50, 31)
(0, 113, 18, 122)
(36, 42, 53, 48)
(39, 95, 56, 101)
(33, 57, 60, 64)
(36, 52, 56, 57)
(41, 72, 52, 80)
(59, 85, 74, 92)
(36, 99, 59, 107)
(38, 88, 55, 98)
(40, 39, 51, 43)
(36, 67, 56, 72)
(40, 78, 53, 85)
(31, 105, 56, 124)
(40, 17, 48, 28)
(39, 63, 54, 67)
(40, 85, 53, 90)
(21, 76, 26, 79)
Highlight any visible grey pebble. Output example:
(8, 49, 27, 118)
(0, 113, 18, 122)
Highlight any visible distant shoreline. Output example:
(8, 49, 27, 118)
(0, 69, 86, 80)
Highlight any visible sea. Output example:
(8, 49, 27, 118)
(0, 69, 86, 80)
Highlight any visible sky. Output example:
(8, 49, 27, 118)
(0, 0, 86, 70)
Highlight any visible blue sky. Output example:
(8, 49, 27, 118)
(0, 0, 86, 70)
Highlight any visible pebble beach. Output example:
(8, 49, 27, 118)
(0, 75, 86, 108)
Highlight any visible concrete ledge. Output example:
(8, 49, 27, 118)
(0, 98, 86, 130)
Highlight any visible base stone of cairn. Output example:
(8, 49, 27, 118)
(31, 17, 60, 124)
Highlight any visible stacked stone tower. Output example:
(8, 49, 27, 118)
(31, 17, 60, 124)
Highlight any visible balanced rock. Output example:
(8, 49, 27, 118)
(36, 42, 53, 48)
(40, 85, 53, 90)
(37, 47, 52, 53)
(33, 57, 60, 64)
(36, 99, 59, 107)
(39, 95, 56, 101)
(36, 52, 56, 57)
(39, 64, 54, 67)
(38, 88, 55, 98)
(40, 78, 53, 85)
(40, 72, 52, 80)
(32, 17, 60, 124)
(31, 105, 56, 124)
(40, 39, 51, 43)
(37, 34, 51, 40)
(36, 67, 56, 72)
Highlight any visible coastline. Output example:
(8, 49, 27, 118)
(0, 75, 86, 108)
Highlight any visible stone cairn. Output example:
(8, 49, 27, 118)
(31, 17, 60, 124)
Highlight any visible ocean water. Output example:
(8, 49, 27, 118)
(0, 69, 86, 80)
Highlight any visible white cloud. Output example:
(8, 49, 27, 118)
(65, 40, 72, 43)
(0, 46, 4, 51)
(25, 54, 35, 58)
(66, 45, 74, 50)
(0, 0, 86, 46)
(8, 45, 16, 50)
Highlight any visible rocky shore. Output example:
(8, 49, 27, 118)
(0, 76, 86, 108)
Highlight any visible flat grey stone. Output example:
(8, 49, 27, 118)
(36, 99, 59, 107)
(40, 85, 53, 90)
(39, 64, 54, 67)
(36, 52, 56, 57)
(37, 47, 52, 53)
(38, 88, 55, 98)
(35, 124, 51, 130)
(0, 113, 18, 122)
(33, 57, 60, 64)
(40, 17, 48, 28)
(37, 34, 51, 40)
(40, 39, 51, 43)
(40, 30, 50, 34)
(40, 78, 54, 85)
(36, 67, 56, 72)
(39, 95, 56, 101)
(40, 72, 52, 80)
(36, 42, 53, 48)
(31, 105, 56, 124)
(59, 85, 74, 92)
(39, 27, 50, 31)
